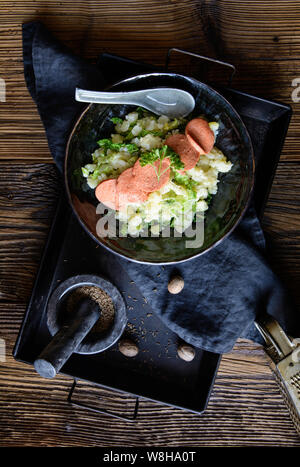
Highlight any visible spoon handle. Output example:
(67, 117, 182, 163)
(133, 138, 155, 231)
(75, 88, 142, 105)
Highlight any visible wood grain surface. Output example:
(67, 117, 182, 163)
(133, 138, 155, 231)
(0, 0, 300, 447)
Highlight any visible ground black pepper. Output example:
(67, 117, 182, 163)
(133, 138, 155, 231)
(66, 286, 115, 334)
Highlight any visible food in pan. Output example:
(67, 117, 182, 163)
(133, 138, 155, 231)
(81, 107, 233, 236)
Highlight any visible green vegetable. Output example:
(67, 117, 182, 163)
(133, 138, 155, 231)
(139, 146, 168, 181)
(173, 171, 197, 199)
(139, 147, 162, 167)
(168, 152, 184, 171)
(123, 131, 135, 142)
(135, 106, 155, 118)
(140, 129, 164, 138)
(111, 117, 123, 124)
(122, 143, 139, 153)
(166, 118, 179, 130)
(206, 193, 213, 204)
(97, 138, 139, 154)
(136, 107, 146, 118)
(139, 145, 184, 181)
(81, 167, 89, 177)
(97, 138, 112, 148)
(90, 168, 101, 180)
(165, 198, 176, 205)
(92, 151, 105, 161)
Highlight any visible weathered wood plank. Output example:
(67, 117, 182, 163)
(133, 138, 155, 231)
(0, 164, 61, 302)
(199, 0, 300, 60)
(1, 333, 299, 446)
(262, 162, 300, 308)
(1, 1, 300, 60)
(1, 1, 300, 162)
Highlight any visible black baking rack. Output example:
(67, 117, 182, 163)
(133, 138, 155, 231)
(13, 50, 292, 421)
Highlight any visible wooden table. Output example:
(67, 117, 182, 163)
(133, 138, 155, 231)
(0, 0, 300, 447)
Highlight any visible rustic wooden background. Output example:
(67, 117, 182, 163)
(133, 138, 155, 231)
(1, 0, 300, 447)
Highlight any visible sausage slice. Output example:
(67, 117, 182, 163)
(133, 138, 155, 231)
(132, 158, 171, 192)
(165, 133, 200, 171)
(116, 168, 149, 211)
(185, 118, 215, 154)
(95, 178, 118, 210)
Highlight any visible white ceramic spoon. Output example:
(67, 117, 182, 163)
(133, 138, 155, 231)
(75, 87, 195, 118)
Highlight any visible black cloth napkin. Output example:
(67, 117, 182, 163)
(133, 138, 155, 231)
(22, 21, 297, 353)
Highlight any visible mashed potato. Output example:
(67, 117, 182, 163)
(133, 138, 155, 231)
(81, 109, 233, 235)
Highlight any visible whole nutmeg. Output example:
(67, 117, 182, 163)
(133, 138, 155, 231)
(118, 339, 139, 357)
(177, 344, 195, 362)
(168, 275, 184, 294)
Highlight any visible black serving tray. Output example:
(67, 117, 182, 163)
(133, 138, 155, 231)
(13, 53, 292, 418)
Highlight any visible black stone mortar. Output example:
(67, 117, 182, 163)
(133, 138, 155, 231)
(46, 274, 127, 355)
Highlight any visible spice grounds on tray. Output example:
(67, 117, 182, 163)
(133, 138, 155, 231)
(66, 286, 115, 334)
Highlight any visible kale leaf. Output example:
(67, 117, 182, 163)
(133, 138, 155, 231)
(97, 138, 139, 153)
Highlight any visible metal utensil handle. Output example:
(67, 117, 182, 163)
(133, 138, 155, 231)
(254, 313, 296, 361)
(165, 48, 236, 87)
(271, 367, 300, 436)
(67, 379, 139, 422)
(255, 313, 300, 434)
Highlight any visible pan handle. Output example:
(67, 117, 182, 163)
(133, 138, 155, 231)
(165, 48, 236, 87)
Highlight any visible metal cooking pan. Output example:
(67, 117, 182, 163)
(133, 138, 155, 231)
(65, 72, 254, 264)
